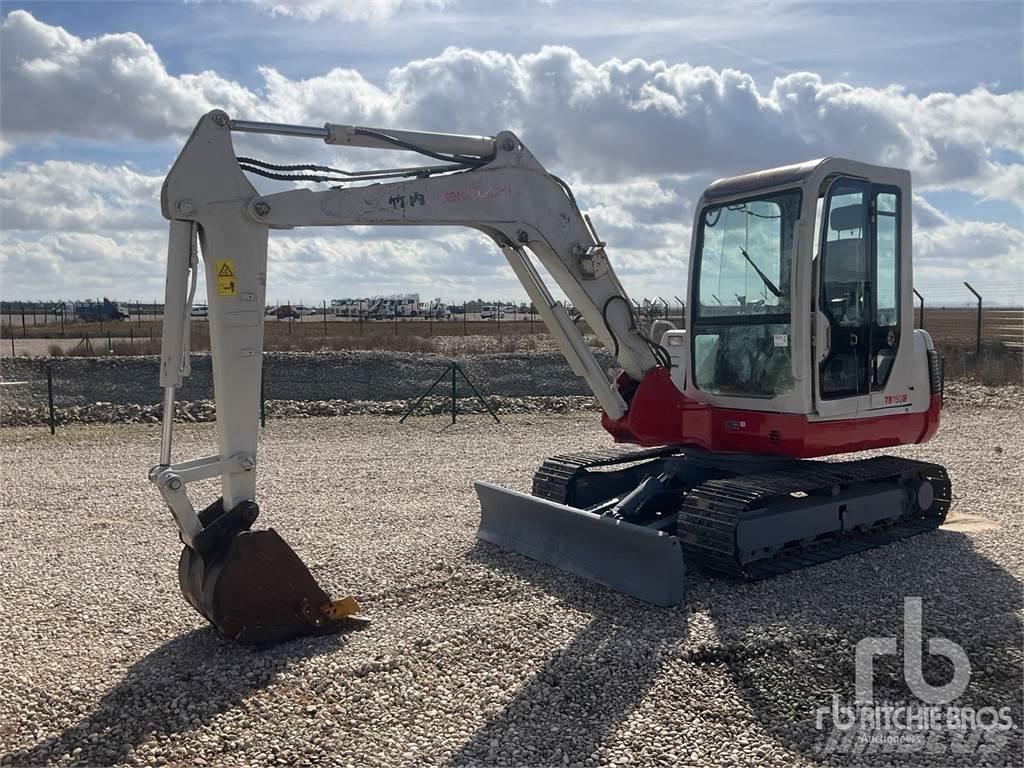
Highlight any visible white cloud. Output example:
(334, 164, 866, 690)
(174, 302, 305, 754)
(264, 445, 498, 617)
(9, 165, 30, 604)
(0, 230, 169, 300)
(0, 161, 164, 231)
(247, 0, 449, 22)
(0, 10, 257, 143)
(3, 11, 1021, 206)
(1, 11, 1021, 304)
(908, 193, 1024, 299)
(0, 225, 524, 303)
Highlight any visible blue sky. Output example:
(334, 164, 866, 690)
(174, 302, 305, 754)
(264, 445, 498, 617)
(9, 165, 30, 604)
(1, 0, 1022, 306)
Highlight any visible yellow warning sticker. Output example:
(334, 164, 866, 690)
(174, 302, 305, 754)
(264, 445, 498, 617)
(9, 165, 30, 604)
(215, 259, 237, 296)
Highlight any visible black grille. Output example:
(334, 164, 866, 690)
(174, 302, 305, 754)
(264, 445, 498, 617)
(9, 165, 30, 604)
(927, 349, 942, 396)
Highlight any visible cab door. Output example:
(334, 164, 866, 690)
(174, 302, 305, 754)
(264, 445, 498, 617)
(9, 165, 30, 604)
(815, 178, 871, 417)
(814, 178, 903, 418)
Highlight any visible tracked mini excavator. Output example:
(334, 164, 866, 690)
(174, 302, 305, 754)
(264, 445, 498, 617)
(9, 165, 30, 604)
(152, 111, 949, 643)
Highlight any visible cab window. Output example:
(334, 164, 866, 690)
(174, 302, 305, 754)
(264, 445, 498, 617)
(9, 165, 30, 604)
(693, 189, 801, 397)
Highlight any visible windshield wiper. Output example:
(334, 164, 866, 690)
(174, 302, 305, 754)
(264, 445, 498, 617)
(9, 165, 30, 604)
(738, 247, 782, 298)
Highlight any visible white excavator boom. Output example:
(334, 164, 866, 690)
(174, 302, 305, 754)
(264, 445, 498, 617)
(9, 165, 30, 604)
(152, 110, 667, 641)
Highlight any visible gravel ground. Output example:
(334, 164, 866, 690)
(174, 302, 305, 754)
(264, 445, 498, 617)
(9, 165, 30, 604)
(1, 400, 1021, 767)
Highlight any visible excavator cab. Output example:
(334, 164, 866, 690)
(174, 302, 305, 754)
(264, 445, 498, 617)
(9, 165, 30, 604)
(682, 159, 925, 425)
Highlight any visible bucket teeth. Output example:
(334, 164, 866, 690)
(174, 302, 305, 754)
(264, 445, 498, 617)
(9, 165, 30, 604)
(178, 503, 368, 644)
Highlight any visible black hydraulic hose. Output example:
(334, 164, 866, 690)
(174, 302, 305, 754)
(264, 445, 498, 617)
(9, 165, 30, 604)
(237, 160, 477, 184)
(602, 294, 626, 359)
(602, 294, 671, 369)
(235, 127, 495, 186)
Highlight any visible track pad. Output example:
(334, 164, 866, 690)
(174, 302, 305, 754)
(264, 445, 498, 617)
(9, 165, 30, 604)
(179, 529, 364, 644)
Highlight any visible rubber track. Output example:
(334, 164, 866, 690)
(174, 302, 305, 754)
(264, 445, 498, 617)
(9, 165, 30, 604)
(531, 446, 678, 504)
(678, 455, 952, 580)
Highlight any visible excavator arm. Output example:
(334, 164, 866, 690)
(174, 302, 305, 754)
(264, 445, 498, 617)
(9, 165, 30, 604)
(152, 110, 667, 642)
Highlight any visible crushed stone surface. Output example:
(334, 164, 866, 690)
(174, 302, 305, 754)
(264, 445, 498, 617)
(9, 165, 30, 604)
(0, 401, 1021, 767)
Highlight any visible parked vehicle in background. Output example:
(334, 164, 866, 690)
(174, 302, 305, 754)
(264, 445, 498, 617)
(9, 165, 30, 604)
(270, 305, 300, 320)
(368, 294, 419, 318)
(76, 298, 129, 321)
(331, 298, 368, 317)
(420, 298, 451, 319)
(294, 305, 318, 316)
(480, 305, 505, 320)
(191, 305, 209, 318)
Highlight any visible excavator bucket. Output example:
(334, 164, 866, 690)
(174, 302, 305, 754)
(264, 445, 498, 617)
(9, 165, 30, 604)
(178, 505, 368, 644)
(475, 481, 685, 607)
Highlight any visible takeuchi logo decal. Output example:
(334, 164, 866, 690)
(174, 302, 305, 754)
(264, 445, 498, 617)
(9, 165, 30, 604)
(440, 185, 512, 203)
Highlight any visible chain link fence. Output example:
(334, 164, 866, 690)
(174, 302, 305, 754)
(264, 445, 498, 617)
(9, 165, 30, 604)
(3, 290, 1021, 357)
(0, 350, 606, 430)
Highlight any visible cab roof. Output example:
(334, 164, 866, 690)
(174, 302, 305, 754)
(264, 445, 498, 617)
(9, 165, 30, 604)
(702, 157, 910, 204)
(703, 158, 827, 202)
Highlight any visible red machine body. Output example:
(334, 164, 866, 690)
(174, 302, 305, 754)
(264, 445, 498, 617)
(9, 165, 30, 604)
(602, 368, 941, 458)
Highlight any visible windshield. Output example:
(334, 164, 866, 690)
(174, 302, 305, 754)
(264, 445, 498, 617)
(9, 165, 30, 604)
(692, 189, 802, 398)
(695, 190, 801, 319)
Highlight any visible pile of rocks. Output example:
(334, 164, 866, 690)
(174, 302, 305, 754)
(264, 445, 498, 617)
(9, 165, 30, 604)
(0, 395, 601, 427)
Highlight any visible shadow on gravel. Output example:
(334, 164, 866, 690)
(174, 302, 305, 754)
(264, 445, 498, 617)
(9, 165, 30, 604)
(710, 530, 1024, 767)
(2, 628, 349, 767)
(452, 543, 688, 767)
(460, 529, 1022, 767)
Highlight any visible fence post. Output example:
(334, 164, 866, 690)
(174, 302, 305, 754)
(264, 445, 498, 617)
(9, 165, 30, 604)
(451, 362, 457, 424)
(137, 301, 142, 329)
(394, 309, 398, 337)
(9, 333, 14, 357)
(60, 304, 65, 337)
(107, 331, 112, 353)
(323, 300, 328, 336)
(20, 302, 26, 337)
(359, 311, 364, 337)
(913, 289, 924, 329)
(46, 365, 56, 434)
(463, 307, 468, 336)
(963, 282, 982, 355)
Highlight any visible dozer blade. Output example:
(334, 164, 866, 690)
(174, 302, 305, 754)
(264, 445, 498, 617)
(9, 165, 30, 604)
(179, 528, 368, 645)
(475, 481, 685, 607)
